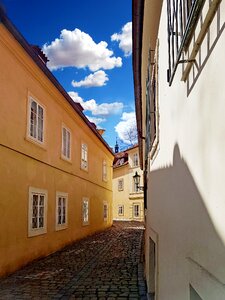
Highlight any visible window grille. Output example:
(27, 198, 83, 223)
(167, 0, 205, 85)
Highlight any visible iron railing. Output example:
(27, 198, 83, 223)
(167, 0, 206, 85)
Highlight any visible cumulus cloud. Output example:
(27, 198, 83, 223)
(111, 22, 132, 57)
(115, 112, 137, 145)
(42, 28, 122, 71)
(68, 91, 123, 116)
(86, 116, 106, 126)
(71, 70, 109, 88)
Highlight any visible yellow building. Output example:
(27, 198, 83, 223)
(112, 144, 144, 222)
(0, 8, 113, 277)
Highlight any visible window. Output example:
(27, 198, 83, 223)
(167, 0, 205, 85)
(81, 143, 88, 171)
(146, 41, 159, 162)
(62, 126, 71, 160)
(133, 204, 140, 218)
(28, 96, 44, 144)
(133, 153, 139, 167)
(56, 192, 68, 230)
(118, 179, 124, 191)
(28, 187, 47, 237)
(102, 160, 107, 182)
(133, 177, 139, 193)
(118, 205, 124, 216)
(82, 197, 89, 225)
(103, 202, 108, 221)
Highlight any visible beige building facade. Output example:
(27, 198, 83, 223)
(113, 145, 144, 222)
(133, 0, 225, 299)
(0, 8, 113, 277)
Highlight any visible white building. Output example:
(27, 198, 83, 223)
(133, 0, 225, 299)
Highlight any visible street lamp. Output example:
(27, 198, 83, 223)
(133, 171, 144, 191)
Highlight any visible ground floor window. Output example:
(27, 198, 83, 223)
(118, 205, 124, 216)
(28, 187, 47, 237)
(103, 202, 108, 221)
(133, 204, 140, 218)
(82, 197, 89, 225)
(56, 192, 68, 230)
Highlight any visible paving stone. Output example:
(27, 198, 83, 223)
(0, 221, 147, 298)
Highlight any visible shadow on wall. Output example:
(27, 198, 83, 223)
(148, 144, 225, 298)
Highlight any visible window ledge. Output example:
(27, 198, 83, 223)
(182, 0, 221, 81)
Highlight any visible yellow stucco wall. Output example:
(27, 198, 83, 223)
(112, 147, 144, 222)
(0, 23, 113, 277)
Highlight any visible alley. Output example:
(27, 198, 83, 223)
(0, 222, 147, 299)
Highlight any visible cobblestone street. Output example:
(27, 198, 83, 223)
(0, 222, 147, 299)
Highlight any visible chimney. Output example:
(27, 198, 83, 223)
(97, 129, 105, 136)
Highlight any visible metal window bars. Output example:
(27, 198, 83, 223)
(167, 0, 206, 85)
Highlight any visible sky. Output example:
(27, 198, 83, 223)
(1, 0, 137, 150)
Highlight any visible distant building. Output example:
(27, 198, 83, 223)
(0, 7, 113, 277)
(133, 0, 225, 299)
(113, 144, 144, 222)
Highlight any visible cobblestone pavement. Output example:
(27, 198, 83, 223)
(0, 221, 147, 299)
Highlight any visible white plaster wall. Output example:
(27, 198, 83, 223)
(145, 1, 225, 299)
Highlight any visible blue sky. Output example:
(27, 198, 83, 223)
(1, 0, 136, 150)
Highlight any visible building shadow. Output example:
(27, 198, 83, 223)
(146, 143, 225, 299)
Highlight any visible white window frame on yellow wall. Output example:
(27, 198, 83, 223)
(133, 204, 140, 218)
(82, 197, 89, 225)
(133, 153, 139, 167)
(61, 125, 71, 161)
(103, 201, 108, 221)
(27, 95, 45, 146)
(102, 160, 107, 182)
(28, 187, 47, 237)
(118, 179, 124, 191)
(118, 205, 124, 216)
(55, 192, 68, 231)
(81, 143, 88, 171)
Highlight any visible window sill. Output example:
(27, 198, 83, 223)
(60, 155, 72, 164)
(55, 224, 68, 231)
(25, 136, 47, 150)
(28, 228, 47, 237)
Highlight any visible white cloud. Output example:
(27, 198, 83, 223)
(86, 116, 106, 126)
(111, 22, 132, 57)
(68, 91, 123, 116)
(72, 70, 109, 88)
(115, 112, 137, 145)
(42, 28, 122, 71)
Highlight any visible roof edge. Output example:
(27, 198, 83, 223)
(0, 7, 114, 156)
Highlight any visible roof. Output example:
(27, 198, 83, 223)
(0, 5, 114, 156)
(113, 144, 139, 168)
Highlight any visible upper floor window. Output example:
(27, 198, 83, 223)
(28, 187, 47, 237)
(81, 143, 88, 171)
(133, 153, 139, 167)
(118, 179, 124, 191)
(167, 0, 205, 85)
(28, 97, 44, 144)
(56, 192, 68, 230)
(62, 126, 71, 160)
(102, 160, 107, 182)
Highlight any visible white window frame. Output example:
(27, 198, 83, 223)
(103, 201, 108, 222)
(118, 179, 124, 191)
(61, 125, 71, 161)
(81, 143, 88, 171)
(82, 197, 89, 225)
(118, 205, 124, 216)
(133, 153, 139, 167)
(55, 192, 68, 231)
(102, 160, 107, 182)
(133, 204, 140, 218)
(28, 187, 47, 237)
(27, 95, 45, 146)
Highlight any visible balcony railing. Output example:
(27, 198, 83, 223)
(167, 0, 206, 85)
